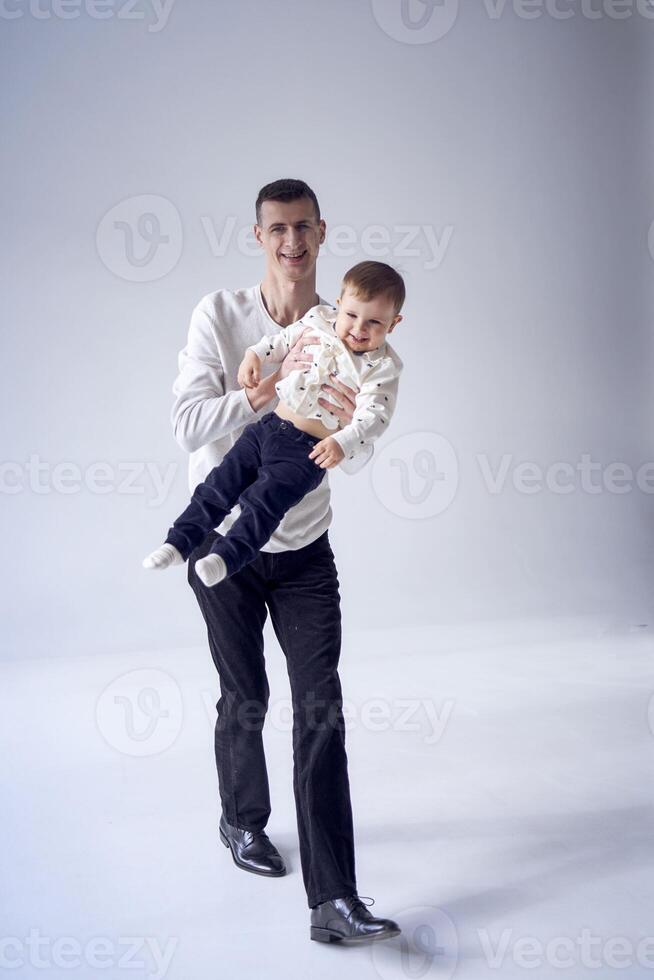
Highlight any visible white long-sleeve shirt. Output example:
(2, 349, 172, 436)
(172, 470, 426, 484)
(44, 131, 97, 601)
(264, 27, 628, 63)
(247, 304, 403, 461)
(170, 284, 375, 553)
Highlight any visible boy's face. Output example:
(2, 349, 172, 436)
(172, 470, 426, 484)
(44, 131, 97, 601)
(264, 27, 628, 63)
(254, 198, 326, 283)
(335, 288, 402, 353)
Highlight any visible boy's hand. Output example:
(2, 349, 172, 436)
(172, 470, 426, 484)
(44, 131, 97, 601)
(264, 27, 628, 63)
(238, 350, 261, 389)
(308, 435, 345, 469)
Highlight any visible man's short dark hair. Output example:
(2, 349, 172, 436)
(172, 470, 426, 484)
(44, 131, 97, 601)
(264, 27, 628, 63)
(255, 179, 321, 226)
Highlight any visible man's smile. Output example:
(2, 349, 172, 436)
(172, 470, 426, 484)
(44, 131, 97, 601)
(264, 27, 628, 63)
(280, 249, 308, 266)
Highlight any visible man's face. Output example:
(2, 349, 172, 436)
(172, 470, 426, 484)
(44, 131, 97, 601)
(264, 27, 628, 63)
(335, 288, 402, 353)
(255, 198, 326, 282)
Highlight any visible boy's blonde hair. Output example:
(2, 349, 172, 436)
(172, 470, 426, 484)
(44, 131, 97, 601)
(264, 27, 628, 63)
(341, 261, 406, 316)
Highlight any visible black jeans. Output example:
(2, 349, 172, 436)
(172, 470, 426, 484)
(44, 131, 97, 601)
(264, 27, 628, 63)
(165, 412, 327, 578)
(187, 524, 358, 909)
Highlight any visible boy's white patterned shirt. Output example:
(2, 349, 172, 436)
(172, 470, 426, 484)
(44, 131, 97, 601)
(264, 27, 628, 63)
(246, 304, 403, 459)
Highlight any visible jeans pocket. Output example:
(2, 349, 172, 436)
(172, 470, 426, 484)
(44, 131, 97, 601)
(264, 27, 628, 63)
(309, 463, 327, 492)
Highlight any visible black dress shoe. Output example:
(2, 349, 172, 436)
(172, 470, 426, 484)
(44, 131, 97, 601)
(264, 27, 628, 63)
(310, 894, 401, 944)
(219, 812, 286, 877)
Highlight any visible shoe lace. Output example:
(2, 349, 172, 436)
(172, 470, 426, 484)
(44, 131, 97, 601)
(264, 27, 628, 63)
(347, 894, 375, 918)
(243, 829, 269, 845)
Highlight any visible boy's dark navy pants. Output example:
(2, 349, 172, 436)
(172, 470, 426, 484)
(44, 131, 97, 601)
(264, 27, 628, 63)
(172, 411, 358, 907)
(165, 411, 327, 577)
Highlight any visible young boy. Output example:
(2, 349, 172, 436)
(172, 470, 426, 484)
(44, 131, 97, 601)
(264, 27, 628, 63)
(142, 260, 404, 587)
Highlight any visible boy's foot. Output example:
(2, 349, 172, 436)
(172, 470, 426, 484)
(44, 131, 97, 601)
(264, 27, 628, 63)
(310, 895, 401, 944)
(195, 553, 228, 587)
(142, 543, 183, 570)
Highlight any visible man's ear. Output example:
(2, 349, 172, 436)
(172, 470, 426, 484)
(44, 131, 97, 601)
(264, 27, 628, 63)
(254, 223, 263, 247)
(318, 218, 326, 245)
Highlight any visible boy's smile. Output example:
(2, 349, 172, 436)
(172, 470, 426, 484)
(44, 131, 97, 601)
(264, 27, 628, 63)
(335, 288, 403, 354)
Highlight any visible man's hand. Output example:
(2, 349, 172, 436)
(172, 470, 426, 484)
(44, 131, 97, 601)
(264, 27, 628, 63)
(308, 435, 345, 469)
(317, 374, 359, 428)
(237, 350, 262, 389)
(278, 328, 320, 381)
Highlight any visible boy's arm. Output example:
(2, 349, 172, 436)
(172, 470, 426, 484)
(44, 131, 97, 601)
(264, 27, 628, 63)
(338, 441, 374, 475)
(171, 299, 259, 453)
(329, 360, 402, 461)
(245, 318, 310, 364)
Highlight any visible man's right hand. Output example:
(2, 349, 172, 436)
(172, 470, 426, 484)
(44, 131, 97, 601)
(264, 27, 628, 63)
(244, 329, 320, 413)
(277, 328, 320, 381)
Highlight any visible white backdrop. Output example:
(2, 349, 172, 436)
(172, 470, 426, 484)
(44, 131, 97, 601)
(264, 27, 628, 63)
(2, 0, 652, 661)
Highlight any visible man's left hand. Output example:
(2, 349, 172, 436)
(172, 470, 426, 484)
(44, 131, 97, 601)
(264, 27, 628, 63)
(317, 374, 358, 428)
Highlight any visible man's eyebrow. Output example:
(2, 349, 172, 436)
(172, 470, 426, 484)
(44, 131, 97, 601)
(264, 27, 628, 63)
(268, 219, 312, 228)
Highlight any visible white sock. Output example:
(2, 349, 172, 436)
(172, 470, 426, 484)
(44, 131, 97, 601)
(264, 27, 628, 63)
(142, 543, 184, 570)
(195, 554, 228, 587)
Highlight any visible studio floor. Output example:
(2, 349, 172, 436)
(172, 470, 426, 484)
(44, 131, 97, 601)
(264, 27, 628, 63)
(2, 612, 653, 980)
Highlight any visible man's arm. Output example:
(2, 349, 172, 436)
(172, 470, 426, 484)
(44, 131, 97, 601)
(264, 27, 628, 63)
(171, 299, 260, 453)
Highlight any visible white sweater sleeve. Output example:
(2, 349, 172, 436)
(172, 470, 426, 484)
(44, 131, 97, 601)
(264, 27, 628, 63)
(171, 300, 257, 453)
(329, 359, 402, 461)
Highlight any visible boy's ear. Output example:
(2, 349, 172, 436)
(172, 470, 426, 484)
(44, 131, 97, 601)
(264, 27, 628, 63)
(388, 314, 403, 332)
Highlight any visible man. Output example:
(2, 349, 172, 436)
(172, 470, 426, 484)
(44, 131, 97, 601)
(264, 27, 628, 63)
(171, 178, 400, 944)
